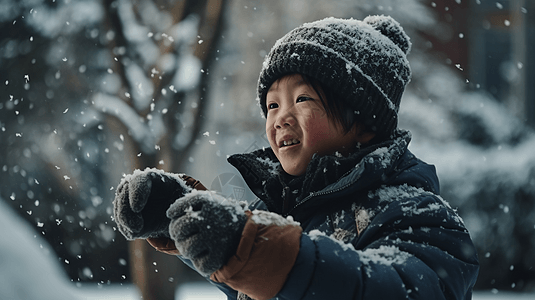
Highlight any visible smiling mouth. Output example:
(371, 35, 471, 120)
(281, 138, 301, 147)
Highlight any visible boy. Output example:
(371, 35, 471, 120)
(113, 15, 479, 299)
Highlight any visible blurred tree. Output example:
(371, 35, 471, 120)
(97, 0, 227, 298)
(0, 0, 129, 287)
(0, 0, 226, 299)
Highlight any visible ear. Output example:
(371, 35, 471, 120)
(354, 124, 376, 144)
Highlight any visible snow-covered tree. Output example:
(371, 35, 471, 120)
(1, 0, 227, 299)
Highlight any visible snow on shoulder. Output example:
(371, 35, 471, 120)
(369, 184, 465, 226)
(363, 131, 410, 170)
(309, 228, 413, 278)
(369, 184, 433, 204)
(358, 245, 413, 278)
(308, 229, 356, 252)
(359, 245, 412, 267)
(366, 146, 392, 169)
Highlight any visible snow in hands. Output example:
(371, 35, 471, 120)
(166, 190, 246, 222)
(113, 168, 192, 240)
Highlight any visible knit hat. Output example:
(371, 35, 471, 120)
(257, 15, 412, 137)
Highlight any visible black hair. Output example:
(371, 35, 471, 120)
(260, 73, 386, 144)
(299, 74, 361, 135)
(260, 73, 377, 136)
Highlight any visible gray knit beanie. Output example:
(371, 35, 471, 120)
(257, 15, 412, 137)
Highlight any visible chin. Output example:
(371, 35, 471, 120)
(283, 165, 306, 176)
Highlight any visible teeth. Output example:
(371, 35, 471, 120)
(282, 139, 300, 146)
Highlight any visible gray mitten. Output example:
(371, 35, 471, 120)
(113, 168, 191, 240)
(167, 190, 248, 275)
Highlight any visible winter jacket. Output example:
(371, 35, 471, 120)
(176, 130, 480, 299)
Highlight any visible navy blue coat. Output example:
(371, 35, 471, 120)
(188, 130, 479, 299)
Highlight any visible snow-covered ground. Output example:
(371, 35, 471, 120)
(75, 282, 227, 300)
(73, 282, 535, 300)
(472, 292, 535, 300)
(1, 196, 534, 300)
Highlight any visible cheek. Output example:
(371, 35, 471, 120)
(303, 118, 332, 146)
(297, 103, 326, 120)
(299, 107, 329, 139)
(265, 121, 277, 146)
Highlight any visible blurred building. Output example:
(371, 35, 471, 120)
(429, 0, 534, 127)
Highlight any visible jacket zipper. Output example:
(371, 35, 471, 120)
(287, 167, 361, 215)
(282, 186, 291, 215)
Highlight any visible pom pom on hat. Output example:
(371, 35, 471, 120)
(257, 15, 412, 137)
(363, 15, 411, 55)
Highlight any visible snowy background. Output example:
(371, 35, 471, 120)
(1, 0, 535, 299)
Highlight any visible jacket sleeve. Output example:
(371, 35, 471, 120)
(210, 210, 302, 300)
(175, 254, 239, 299)
(172, 206, 302, 300)
(276, 194, 479, 300)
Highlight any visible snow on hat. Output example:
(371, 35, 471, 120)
(257, 15, 412, 137)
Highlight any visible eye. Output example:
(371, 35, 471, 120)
(296, 96, 312, 103)
(268, 103, 279, 110)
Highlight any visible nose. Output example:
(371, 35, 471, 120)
(274, 109, 296, 129)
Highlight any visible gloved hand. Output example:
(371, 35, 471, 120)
(113, 168, 191, 240)
(167, 190, 248, 275)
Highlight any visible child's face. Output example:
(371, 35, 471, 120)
(265, 74, 359, 176)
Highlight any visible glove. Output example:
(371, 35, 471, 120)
(113, 168, 192, 240)
(167, 190, 248, 275)
(210, 209, 303, 300)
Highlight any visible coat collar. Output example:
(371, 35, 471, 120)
(228, 130, 414, 214)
